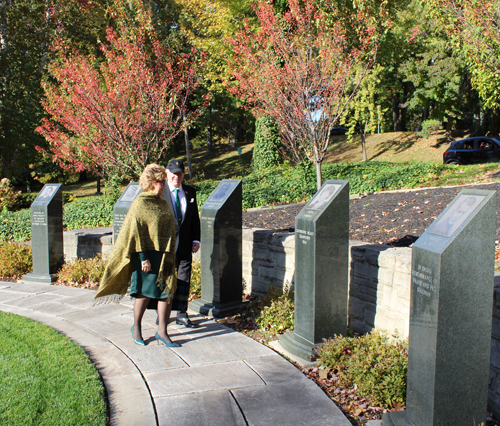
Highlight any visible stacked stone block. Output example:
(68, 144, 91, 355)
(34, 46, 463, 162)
(242, 228, 295, 294)
(63, 227, 113, 263)
(348, 242, 412, 339)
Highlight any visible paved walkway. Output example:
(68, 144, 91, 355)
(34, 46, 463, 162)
(0, 281, 351, 426)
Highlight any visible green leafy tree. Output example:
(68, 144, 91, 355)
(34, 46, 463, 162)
(399, 1, 467, 135)
(429, 0, 500, 111)
(0, 0, 107, 185)
(253, 116, 282, 173)
(342, 65, 389, 161)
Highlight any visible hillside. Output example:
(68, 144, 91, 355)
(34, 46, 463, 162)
(325, 130, 456, 164)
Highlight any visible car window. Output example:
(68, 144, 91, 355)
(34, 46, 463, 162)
(463, 140, 474, 149)
(477, 139, 491, 149)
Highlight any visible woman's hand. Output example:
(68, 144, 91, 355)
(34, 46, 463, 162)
(141, 260, 151, 272)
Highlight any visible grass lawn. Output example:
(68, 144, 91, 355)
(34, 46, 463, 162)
(0, 312, 108, 426)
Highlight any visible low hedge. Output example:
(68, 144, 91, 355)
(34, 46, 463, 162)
(0, 197, 114, 242)
(0, 161, 450, 242)
(194, 161, 449, 210)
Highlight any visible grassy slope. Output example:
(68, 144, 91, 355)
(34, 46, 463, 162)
(325, 131, 451, 164)
(62, 129, 500, 195)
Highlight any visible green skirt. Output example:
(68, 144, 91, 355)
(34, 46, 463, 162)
(130, 251, 173, 300)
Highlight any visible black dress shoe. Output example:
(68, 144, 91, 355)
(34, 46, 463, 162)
(176, 317, 199, 328)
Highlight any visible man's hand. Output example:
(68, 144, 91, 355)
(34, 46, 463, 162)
(141, 260, 151, 272)
(192, 242, 200, 253)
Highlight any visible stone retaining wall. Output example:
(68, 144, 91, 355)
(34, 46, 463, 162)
(65, 226, 500, 418)
(63, 227, 113, 262)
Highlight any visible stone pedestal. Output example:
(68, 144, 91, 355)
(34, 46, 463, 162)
(22, 184, 63, 284)
(383, 189, 496, 426)
(279, 180, 349, 361)
(113, 183, 141, 243)
(191, 179, 246, 317)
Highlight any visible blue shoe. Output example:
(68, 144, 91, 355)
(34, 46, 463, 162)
(131, 326, 145, 346)
(155, 332, 180, 348)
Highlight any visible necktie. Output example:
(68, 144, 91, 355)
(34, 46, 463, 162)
(174, 188, 182, 226)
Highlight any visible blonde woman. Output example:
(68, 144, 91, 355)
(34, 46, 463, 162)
(94, 164, 179, 347)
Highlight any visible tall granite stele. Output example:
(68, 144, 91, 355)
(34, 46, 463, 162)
(384, 188, 496, 426)
(279, 180, 349, 361)
(22, 184, 64, 284)
(113, 182, 141, 243)
(191, 179, 246, 317)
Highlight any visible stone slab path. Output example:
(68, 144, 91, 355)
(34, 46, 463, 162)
(0, 281, 351, 426)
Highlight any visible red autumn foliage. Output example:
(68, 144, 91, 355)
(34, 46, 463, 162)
(227, 0, 382, 189)
(36, 8, 204, 180)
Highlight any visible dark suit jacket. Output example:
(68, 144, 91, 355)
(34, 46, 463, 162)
(162, 183, 200, 260)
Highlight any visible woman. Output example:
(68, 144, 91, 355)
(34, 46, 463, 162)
(94, 164, 179, 347)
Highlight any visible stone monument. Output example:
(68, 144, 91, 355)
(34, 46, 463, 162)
(279, 180, 349, 361)
(22, 184, 64, 284)
(113, 182, 141, 243)
(383, 188, 496, 426)
(190, 179, 246, 317)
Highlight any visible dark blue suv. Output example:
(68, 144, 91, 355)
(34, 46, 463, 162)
(443, 137, 500, 165)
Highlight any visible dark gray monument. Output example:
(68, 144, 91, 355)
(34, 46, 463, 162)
(190, 179, 246, 317)
(113, 183, 141, 243)
(279, 180, 349, 361)
(384, 189, 496, 426)
(22, 184, 63, 284)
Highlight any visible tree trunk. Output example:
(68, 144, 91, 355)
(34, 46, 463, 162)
(392, 96, 400, 132)
(361, 119, 368, 162)
(183, 110, 193, 180)
(315, 160, 322, 191)
(231, 122, 238, 149)
(206, 124, 212, 154)
(227, 121, 231, 144)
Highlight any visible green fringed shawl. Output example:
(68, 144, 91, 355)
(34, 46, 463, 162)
(93, 192, 177, 305)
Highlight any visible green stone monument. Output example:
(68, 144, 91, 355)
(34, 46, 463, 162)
(191, 179, 246, 317)
(113, 183, 141, 243)
(384, 189, 496, 426)
(279, 180, 349, 361)
(22, 184, 63, 284)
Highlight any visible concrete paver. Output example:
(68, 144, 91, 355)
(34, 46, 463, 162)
(155, 390, 247, 426)
(232, 382, 351, 426)
(0, 281, 352, 425)
(145, 360, 266, 397)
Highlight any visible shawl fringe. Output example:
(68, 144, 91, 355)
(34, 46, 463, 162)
(92, 293, 124, 307)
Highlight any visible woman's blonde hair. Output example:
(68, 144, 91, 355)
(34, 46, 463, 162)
(140, 164, 166, 191)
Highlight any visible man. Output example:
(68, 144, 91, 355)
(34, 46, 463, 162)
(162, 159, 201, 328)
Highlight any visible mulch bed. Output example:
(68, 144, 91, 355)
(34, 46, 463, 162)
(243, 182, 500, 246)
(242, 181, 500, 425)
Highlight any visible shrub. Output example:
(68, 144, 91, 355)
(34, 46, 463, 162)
(0, 178, 21, 211)
(16, 190, 75, 210)
(254, 285, 294, 333)
(420, 119, 441, 139)
(189, 257, 201, 300)
(104, 173, 123, 204)
(63, 197, 114, 230)
(253, 115, 282, 174)
(0, 240, 32, 279)
(57, 256, 107, 289)
(316, 330, 408, 408)
(0, 209, 32, 241)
